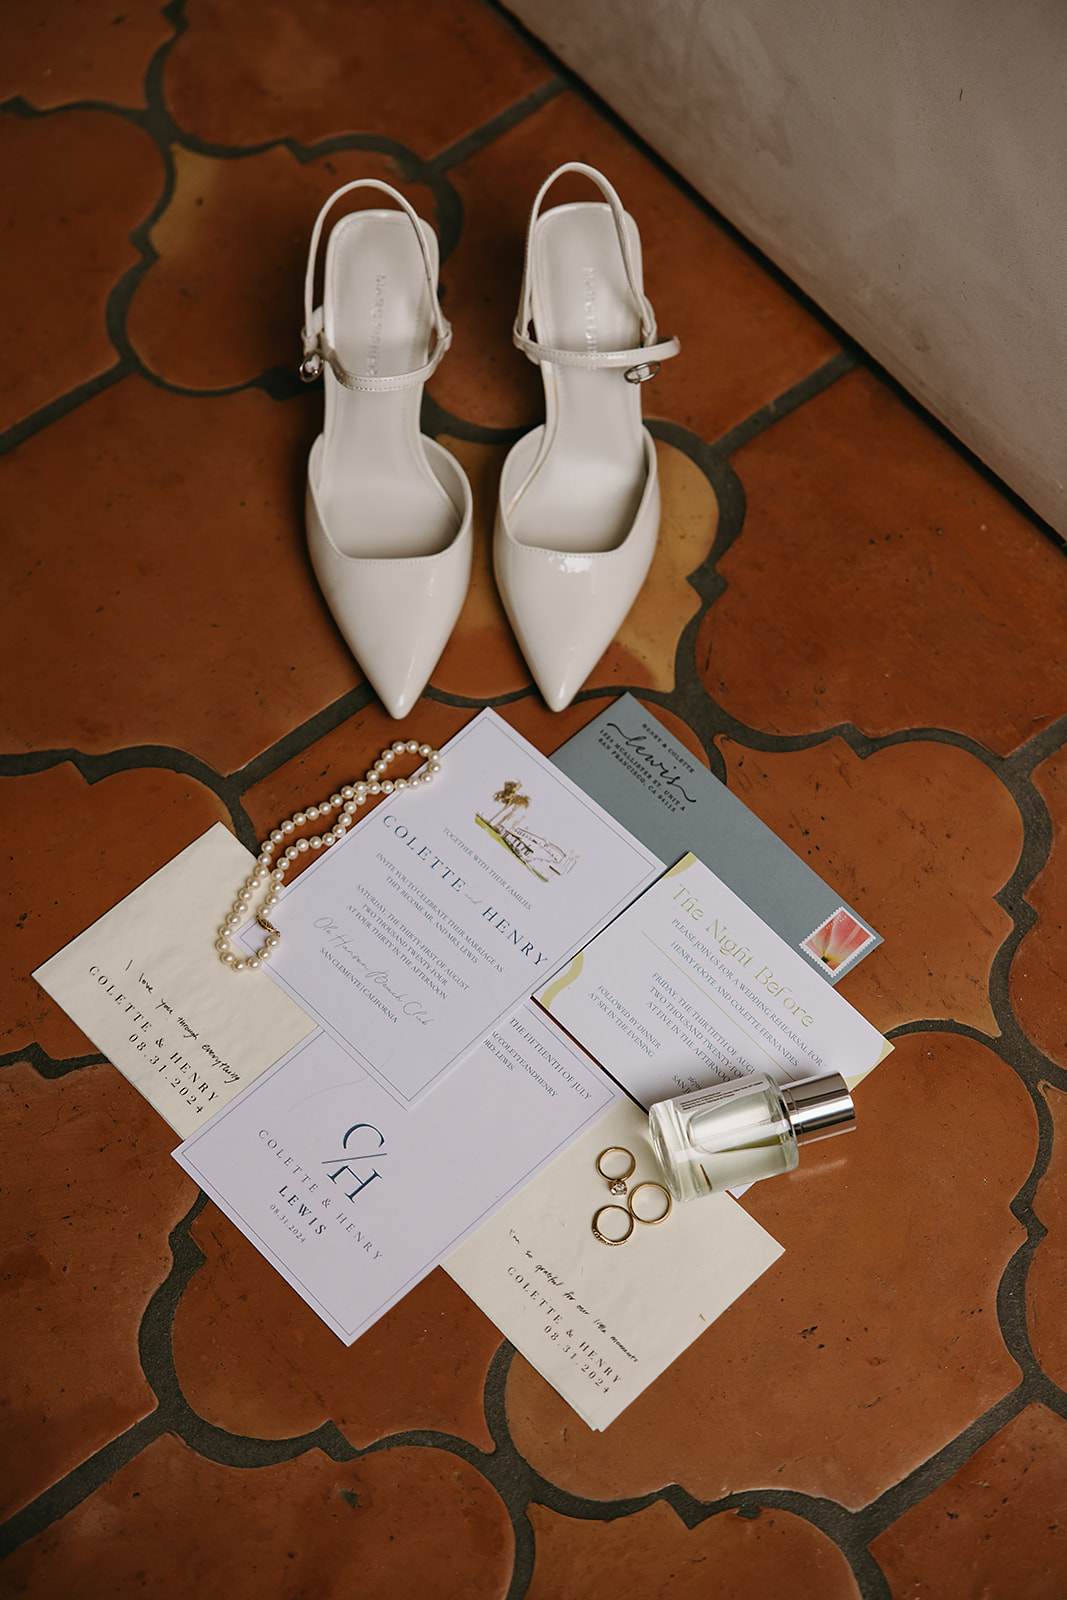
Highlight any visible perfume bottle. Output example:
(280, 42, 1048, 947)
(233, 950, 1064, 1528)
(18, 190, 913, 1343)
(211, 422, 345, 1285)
(648, 1071, 856, 1202)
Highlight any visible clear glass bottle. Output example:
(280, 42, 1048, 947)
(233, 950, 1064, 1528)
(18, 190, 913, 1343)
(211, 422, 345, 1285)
(648, 1071, 856, 1202)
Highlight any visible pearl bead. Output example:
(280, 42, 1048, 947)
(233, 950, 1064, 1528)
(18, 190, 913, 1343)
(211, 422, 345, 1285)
(220, 732, 440, 972)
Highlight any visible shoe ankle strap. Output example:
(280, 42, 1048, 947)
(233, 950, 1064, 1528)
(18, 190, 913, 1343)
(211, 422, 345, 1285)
(300, 178, 452, 392)
(512, 162, 680, 379)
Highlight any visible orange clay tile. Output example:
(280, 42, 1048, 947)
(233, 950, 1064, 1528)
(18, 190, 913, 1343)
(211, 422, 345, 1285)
(126, 146, 439, 391)
(1026, 1082, 1067, 1388)
(172, 1207, 501, 1451)
(1, 1433, 514, 1598)
(6, 0, 1067, 1580)
(1010, 743, 1067, 1070)
(716, 736, 1022, 1037)
(436, 90, 839, 436)
(525, 1501, 861, 1600)
(0, 1062, 196, 1521)
(0, 107, 163, 432)
(870, 1405, 1067, 1599)
(2, 765, 229, 1062)
(506, 1034, 1033, 1510)
(0, 378, 360, 772)
(431, 437, 720, 704)
(0, 0, 174, 108)
(701, 368, 1067, 754)
(163, 0, 550, 156)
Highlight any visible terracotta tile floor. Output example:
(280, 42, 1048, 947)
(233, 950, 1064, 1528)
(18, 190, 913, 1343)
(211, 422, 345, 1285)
(4, 3, 1067, 1596)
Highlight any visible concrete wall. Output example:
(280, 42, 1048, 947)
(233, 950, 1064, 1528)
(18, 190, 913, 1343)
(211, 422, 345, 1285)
(507, 0, 1067, 536)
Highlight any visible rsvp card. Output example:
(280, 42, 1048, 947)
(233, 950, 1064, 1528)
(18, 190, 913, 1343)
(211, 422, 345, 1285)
(243, 710, 661, 1105)
(33, 824, 316, 1136)
(445, 1099, 783, 1430)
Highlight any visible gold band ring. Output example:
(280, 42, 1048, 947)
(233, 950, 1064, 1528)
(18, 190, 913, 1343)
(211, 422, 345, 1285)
(628, 1181, 673, 1225)
(591, 1204, 635, 1246)
(595, 1146, 636, 1196)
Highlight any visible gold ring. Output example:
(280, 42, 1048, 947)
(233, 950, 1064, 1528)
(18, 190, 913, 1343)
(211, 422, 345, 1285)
(595, 1146, 636, 1196)
(628, 1181, 673, 1225)
(591, 1204, 635, 1246)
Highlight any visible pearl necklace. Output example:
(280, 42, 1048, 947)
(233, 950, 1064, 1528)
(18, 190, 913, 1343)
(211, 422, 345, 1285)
(217, 738, 442, 972)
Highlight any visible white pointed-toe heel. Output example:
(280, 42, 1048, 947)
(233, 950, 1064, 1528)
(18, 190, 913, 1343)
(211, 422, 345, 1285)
(494, 162, 680, 712)
(301, 179, 472, 720)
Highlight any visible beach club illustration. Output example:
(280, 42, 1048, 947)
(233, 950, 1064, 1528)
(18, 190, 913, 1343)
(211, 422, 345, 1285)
(476, 780, 579, 881)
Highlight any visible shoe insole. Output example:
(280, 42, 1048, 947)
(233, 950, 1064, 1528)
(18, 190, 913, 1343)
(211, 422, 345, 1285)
(318, 209, 458, 559)
(510, 202, 648, 553)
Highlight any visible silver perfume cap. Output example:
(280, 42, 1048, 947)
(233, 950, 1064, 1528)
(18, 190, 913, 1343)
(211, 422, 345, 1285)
(780, 1073, 856, 1145)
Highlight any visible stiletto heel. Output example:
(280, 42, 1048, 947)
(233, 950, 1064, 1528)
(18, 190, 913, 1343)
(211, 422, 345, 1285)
(301, 180, 472, 719)
(494, 162, 680, 712)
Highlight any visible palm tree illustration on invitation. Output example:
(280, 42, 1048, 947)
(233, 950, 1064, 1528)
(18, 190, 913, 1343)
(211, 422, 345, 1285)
(476, 781, 578, 881)
(489, 782, 531, 831)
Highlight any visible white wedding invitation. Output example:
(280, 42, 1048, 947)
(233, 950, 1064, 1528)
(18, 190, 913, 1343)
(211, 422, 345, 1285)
(445, 1099, 783, 1430)
(174, 1002, 619, 1345)
(241, 710, 661, 1105)
(536, 852, 891, 1109)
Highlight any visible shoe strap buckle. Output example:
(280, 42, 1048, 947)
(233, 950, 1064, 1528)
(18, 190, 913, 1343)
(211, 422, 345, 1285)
(624, 361, 661, 384)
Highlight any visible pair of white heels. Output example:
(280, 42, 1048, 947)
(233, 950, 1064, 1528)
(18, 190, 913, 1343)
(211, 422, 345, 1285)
(301, 163, 680, 719)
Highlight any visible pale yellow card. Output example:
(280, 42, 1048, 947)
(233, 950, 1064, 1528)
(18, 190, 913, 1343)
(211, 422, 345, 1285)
(33, 823, 316, 1136)
(445, 1099, 783, 1430)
